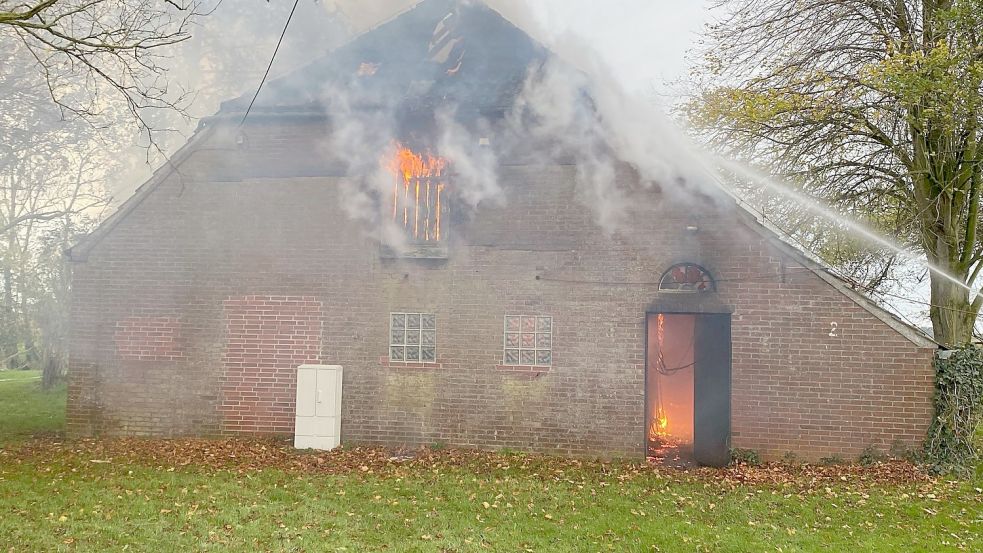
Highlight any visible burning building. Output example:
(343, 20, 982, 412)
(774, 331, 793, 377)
(65, 0, 937, 465)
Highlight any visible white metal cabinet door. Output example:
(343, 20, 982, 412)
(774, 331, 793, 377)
(294, 364, 343, 450)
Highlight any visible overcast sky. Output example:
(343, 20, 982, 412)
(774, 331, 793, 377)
(498, 0, 714, 95)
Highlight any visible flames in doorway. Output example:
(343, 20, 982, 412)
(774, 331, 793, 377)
(649, 314, 671, 441)
(649, 406, 669, 442)
(647, 313, 695, 461)
(384, 142, 448, 242)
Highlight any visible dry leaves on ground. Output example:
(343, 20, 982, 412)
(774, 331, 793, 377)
(1, 436, 934, 492)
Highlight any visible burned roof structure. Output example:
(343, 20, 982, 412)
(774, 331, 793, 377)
(219, 0, 551, 124)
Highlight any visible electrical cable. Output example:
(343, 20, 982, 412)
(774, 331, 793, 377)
(240, 0, 301, 126)
(657, 353, 695, 375)
(657, 322, 696, 375)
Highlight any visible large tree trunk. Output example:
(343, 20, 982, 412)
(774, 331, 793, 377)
(929, 277, 980, 346)
(922, 225, 982, 347)
(40, 350, 61, 390)
(1, 267, 15, 370)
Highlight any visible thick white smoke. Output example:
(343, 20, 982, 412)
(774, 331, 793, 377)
(292, 0, 720, 237)
(320, 0, 419, 33)
(486, 0, 716, 193)
(505, 60, 628, 232)
(316, 83, 410, 250)
(435, 106, 503, 211)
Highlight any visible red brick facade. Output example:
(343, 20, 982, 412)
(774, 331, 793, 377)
(64, 121, 937, 461)
(114, 316, 184, 361)
(220, 295, 322, 434)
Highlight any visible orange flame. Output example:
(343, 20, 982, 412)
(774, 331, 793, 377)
(384, 142, 447, 242)
(647, 313, 696, 453)
(657, 313, 665, 346)
(648, 314, 670, 445)
(648, 407, 670, 442)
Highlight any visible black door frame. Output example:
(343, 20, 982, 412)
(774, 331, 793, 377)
(643, 309, 733, 465)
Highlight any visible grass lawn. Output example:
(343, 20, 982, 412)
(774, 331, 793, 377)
(0, 373, 980, 552)
(0, 369, 66, 443)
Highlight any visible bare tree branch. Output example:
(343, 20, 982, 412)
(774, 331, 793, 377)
(1, 1, 212, 151)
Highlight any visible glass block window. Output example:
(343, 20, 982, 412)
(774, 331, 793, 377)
(390, 313, 436, 362)
(503, 315, 552, 366)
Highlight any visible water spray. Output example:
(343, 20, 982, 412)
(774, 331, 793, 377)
(703, 156, 976, 296)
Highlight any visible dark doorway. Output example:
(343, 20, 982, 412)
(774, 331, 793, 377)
(646, 312, 731, 467)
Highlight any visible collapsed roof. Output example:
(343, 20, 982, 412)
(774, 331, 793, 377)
(219, 0, 549, 118)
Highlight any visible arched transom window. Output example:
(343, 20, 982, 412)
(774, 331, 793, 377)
(659, 263, 715, 293)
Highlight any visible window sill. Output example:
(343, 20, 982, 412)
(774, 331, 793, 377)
(496, 364, 551, 378)
(379, 243, 449, 260)
(379, 357, 443, 370)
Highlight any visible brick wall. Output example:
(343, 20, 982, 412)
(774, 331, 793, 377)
(220, 295, 322, 434)
(114, 316, 184, 361)
(65, 120, 937, 460)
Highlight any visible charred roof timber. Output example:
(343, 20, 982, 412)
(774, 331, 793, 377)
(215, 0, 551, 126)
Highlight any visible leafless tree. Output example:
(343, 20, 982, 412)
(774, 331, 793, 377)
(0, 1, 346, 383)
(0, 38, 114, 382)
(1, 0, 213, 150)
(689, 0, 983, 346)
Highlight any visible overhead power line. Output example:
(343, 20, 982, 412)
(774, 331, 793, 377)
(240, 0, 301, 126)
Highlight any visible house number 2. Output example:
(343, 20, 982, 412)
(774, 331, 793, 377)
(828, 322, 839, 337)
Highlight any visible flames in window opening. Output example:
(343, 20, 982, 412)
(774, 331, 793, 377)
(384, 142, 448, 242)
